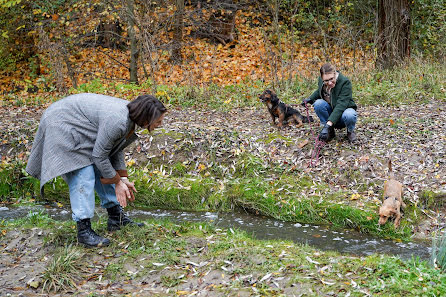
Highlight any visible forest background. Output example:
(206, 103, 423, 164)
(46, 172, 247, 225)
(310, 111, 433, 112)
(0, 0, 444, 100)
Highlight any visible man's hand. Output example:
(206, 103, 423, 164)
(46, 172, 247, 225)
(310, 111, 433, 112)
(318, 124, 331, 142)
(115, 180, 136, 208)
(301, 98, 312, 107)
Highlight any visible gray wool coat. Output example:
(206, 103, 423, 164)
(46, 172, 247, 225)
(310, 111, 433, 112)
(26, 93, 137, 195)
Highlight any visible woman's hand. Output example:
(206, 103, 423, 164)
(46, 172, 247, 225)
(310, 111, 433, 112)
(115, 180, 137, 207)
(121, 178, 137, 202)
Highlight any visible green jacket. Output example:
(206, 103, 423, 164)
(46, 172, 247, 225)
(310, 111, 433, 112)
(307, 72, 357, 125)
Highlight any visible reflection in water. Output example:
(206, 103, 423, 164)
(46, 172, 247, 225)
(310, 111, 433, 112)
(0, 205, 430, 260)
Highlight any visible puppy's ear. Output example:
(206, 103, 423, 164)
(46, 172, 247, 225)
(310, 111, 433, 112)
(270, 91, 278, 102)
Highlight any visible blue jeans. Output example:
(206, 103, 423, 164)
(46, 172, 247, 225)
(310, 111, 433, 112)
(62, 165, 119, 221)
(313, 99, 357, 132)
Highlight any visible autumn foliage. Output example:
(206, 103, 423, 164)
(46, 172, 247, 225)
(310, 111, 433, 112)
(0, 0, 444, 99)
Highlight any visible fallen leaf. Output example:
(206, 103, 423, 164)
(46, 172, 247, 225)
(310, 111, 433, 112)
(298, 139, 309, 148)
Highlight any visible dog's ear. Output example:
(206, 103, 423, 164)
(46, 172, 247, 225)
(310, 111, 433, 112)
(270, 90, 279, 102)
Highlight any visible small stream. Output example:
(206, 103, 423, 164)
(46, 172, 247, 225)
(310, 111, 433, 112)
(0, 205, 431, 260)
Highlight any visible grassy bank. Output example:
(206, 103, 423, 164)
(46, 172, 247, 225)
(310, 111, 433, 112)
(1, 214, 445, 296)
(0, 158, 415, 240)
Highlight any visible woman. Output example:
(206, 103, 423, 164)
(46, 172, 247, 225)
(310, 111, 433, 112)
(302, 63, 357, 143)
(26, 93, 167, 247)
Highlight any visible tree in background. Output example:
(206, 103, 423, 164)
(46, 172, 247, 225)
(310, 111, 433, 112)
(376, 0, 411, 68)
(123, 0, 138, 84)
(171, 0, 184, 64)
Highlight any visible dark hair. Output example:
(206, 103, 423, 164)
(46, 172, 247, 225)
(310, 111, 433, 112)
(127, 95, 167, 127)
(320, 63, 336, 76)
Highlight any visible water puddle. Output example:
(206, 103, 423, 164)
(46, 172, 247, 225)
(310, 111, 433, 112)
(0, 205, 431, 260)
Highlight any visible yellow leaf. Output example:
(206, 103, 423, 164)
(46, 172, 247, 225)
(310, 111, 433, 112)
(350, 193, 361, 200)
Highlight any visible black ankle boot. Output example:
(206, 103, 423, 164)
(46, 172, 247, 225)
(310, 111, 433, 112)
(328, 126, 336, 141)
(107, 205, 144, 231)
(77, 219, 110, 247)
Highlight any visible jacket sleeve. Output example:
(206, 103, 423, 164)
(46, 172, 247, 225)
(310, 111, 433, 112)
(92, 117, 127, 184)
(327, 79, 353, 125)
(110, 151, 127, 172)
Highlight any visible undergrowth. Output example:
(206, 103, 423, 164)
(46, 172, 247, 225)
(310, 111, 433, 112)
(1, 60, 444, 110)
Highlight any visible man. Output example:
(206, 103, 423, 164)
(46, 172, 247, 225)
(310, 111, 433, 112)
(302, 63, 357, 143)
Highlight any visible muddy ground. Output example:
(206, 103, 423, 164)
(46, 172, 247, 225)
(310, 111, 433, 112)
(1, 227, 260, 296)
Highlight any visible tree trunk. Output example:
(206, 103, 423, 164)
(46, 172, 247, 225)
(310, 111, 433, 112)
(126, 0, 139, 84)
(376, 0, 410, 68)
(171, 0, 184, 64)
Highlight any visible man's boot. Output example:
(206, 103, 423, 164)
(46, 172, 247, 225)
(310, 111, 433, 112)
(107, 205, 144, 231)
(77, 219, 110, 247)
(327, 126, 336, 142)
(347, 130, 357, 143)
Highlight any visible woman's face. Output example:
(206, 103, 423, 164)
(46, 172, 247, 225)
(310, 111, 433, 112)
(322, 72, 337, 89)
(146, 113, 165, 131)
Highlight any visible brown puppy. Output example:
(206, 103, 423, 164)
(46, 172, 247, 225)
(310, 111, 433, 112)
(259, 89, 312, 128)
(378, 160, 406, 228)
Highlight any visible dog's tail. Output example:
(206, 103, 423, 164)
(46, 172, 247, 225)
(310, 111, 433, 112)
(388, 159, 394, 178)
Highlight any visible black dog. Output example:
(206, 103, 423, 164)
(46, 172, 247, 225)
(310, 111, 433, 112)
(259, 89, 313, 128)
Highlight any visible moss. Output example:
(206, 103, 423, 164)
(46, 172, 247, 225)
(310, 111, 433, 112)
(257, 132, 295, 145)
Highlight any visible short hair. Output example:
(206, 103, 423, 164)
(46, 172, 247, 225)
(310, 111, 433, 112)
(320, 63, 336, 76)
(127, 95, 167, 127)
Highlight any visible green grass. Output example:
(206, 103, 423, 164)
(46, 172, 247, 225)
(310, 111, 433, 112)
(1, 157, 418, 240)
(42, 244, 84, 292)
(353, 60, 445, 107)
(431, 232, 446, 272)
(0, 160, 39, 202)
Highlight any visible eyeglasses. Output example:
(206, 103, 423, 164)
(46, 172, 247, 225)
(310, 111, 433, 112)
(323, 76, 336, 84)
